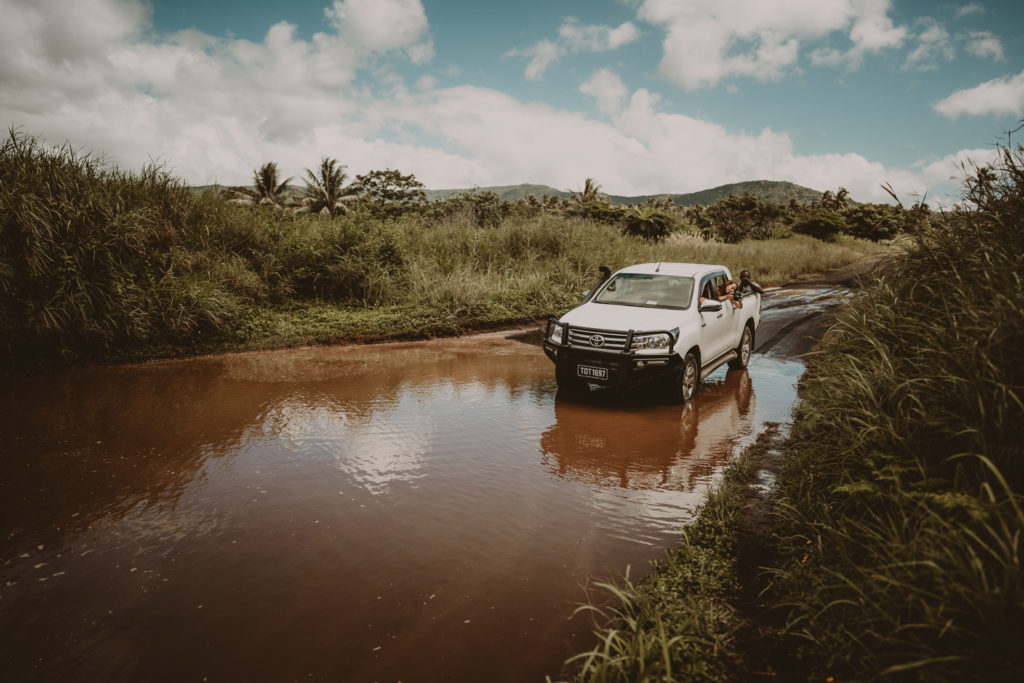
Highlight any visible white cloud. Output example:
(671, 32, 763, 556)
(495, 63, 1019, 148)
(379, 82, 960, 204)
(934, 69, 1024, 119)
(579, 68, 630, 116)
(810, 1, 907, 69)
(515, 39, 561, 81)
(955, 3, 985, 19)
(559, 18, 640, 51)
(415, 74, 438, 91)
(963, 30, 1005, 61)
(507, 18, 640, 81)
(0, 0, 439, 181)
(639, 0, 906, 88)
(0, 0, 972, 205)
(903, 19, 955, 70)
(324, 0, 433, 63)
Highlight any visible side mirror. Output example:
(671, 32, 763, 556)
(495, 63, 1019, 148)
(699, 299, 723, 313)
(582, 289, 591, 299)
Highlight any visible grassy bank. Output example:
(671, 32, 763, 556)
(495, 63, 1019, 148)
(0, 131, 884, 368)
(562, 146, 1024, 680)
(562, 436, 773, 682)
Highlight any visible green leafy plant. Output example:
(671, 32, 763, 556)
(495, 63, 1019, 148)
(791, 207, 846, 241)
(299, 157, 358, 216)
(622, 207, 675, 242)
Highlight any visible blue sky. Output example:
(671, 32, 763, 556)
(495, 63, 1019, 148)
(3, 1, 1023, 203)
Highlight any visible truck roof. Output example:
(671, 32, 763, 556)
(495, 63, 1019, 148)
(615, 262, 726, 278)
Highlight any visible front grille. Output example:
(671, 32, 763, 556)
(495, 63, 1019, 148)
(567, 326, 629, 352)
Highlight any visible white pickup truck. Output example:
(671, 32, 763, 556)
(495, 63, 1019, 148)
(543, 262, 760, 402)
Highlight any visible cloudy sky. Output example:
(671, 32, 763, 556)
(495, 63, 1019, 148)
(2, 0, 1022, 203)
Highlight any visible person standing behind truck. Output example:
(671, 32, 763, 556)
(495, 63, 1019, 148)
(737, 270, 764, 295)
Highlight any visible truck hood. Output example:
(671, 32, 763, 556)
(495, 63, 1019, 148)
(560, 302, 686, 333)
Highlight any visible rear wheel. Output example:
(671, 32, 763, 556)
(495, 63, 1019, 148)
(667, 352, 700, 404)
(728, 325, 753, 370)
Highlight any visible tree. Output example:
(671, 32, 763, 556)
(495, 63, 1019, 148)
(227, 161, 292, 207)
(541, 194, 565, 212)
(430, 190, 510, 228)
(353, 169, 426, 217)
(299, 158, 358, 216)
(842, 204, 906, 241)
(702, 193, 787, 242)
(817, 187, 852, 211)
(571, 178, 608, 204)
(792, 208, 846, 241)
(623, 207, 674, 241)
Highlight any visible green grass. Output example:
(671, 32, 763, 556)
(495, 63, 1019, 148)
(762, 144, 1024, 680)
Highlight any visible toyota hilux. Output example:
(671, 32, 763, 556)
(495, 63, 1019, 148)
(543, 262, 760, 402)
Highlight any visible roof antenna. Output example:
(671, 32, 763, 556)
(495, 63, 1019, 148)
(655, 262, 662, 272)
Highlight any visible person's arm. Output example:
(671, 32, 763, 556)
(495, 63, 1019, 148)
(740, 278, 764, 295)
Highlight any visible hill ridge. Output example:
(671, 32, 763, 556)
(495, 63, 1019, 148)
(194, 179, 829, 206)
(425, 179, 825, 206)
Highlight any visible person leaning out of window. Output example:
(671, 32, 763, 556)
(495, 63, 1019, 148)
(718, 280, 743, 308)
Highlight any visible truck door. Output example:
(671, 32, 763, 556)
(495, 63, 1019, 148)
(698, 273, 733, 361)
(713, 273, 745, 343)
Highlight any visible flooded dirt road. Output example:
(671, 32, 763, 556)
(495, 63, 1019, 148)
(0, 286, 843, 682)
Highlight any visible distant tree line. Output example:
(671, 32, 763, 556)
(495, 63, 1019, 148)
(229, 162, 922, 244)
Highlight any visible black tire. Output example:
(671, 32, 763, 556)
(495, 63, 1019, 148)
(728, 325, 754, 370)
(667, 352, 700, 404)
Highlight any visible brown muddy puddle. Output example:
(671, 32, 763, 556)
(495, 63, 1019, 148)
(0, 328, 807, 682)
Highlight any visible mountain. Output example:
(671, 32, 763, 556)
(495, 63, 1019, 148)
(613, 180, 826, 206)
(423, 184, 572, 202)
(424, 180, 826, 206)
(196, 180, 829, 206)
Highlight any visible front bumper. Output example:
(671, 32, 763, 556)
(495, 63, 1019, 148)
(542, 319, 682, 387)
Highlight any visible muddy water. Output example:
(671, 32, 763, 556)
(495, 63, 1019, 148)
(0, 329, 806, 682)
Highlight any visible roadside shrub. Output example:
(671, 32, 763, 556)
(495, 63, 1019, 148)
(700, 193, 789, 242)
(429, 190, 510, 228)
(842, 203, 907, 240)
(791, 208, 846, 241)
(570, 200, 626, 225)
(0, 130, 258, 361)
(622, 207, 674, 241)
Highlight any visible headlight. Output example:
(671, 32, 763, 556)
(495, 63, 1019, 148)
(632, 332, 671, 350)
(549, 325, 564, 344)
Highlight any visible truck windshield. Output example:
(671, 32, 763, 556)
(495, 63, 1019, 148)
(593, 274, 694, 310)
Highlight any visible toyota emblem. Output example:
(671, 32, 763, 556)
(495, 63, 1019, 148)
(589, 335, 605, 347)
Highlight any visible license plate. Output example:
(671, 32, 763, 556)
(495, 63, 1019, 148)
(577, 365, 608, 380)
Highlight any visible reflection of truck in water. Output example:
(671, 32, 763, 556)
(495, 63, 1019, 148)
(540, 369, 754, 491)
(543, 263, 761, 402)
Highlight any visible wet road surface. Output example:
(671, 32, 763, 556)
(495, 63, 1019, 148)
(0, 286, 844, 682)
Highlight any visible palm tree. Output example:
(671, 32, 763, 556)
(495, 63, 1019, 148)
(817, 188, 851, 212)
(835, 187, 851, 209)
(571, 177, 607, 204)
(299, 157, 358, 216)
(227, 162, 293, 207)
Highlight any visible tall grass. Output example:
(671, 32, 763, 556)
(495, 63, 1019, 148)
(0, 129, 884, 366)
(765, 144, 1024, 679)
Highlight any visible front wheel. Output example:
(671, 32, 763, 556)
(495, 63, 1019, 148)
(728, 325, 753, 370)
(666, 352, 700, 404)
